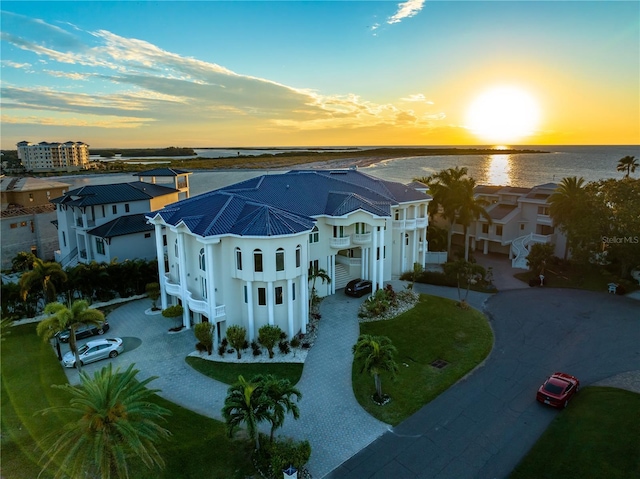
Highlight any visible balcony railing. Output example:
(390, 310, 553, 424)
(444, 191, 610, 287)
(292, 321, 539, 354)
(330, 236, 351, 248)
(164, 275, 181, 297)
(352, 232, 371, 244)
(416, 217, 428, 228)
(404, 219, 417, 230)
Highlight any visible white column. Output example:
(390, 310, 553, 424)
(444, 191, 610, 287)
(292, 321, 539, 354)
(422, 226, 428, 268)
(205, 243, 217, 344)
(301, 242, 309, 334)
(267, 281, 274, 326)
(400, 231, 406, 273)
(331, 254, 336, 294)
(287, 279, 294, 338)
(371, 228, 378, 291)
(361, 247, 366, 279)
(412, 230, 418, 269)
(378, 226, 385, 286)
(176, 231, 190, 329)
(247, 280, 255, 340)
(154, 224, 168, 310)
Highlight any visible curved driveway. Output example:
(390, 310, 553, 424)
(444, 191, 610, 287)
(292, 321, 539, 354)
(61, 286, 639, 479)
(328, 287, 640, 478)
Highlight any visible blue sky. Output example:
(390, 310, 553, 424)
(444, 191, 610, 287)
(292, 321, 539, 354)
(1, 1, 638, 148)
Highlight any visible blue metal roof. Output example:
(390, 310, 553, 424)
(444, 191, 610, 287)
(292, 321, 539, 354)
(87, 214, 154, 238)
(50, 182, 177, 206)
(148, 170, 429, 238)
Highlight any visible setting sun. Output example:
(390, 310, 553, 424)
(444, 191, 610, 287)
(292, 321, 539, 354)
(466, 86, 541, 144)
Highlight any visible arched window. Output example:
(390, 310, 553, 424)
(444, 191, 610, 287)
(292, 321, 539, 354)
(235, 247, 242, 270)
(295, 245, 301, 268)
(254, 249, 263, 272)
(276, 248, 285, 271)
(199, 248, 205, 271)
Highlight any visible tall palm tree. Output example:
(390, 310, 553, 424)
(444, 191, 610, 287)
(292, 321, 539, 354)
(549, 176, 586, 259)
(222, 375, 272, 450)
(352, 334, 399, 400)
(452, 177, 492, 260)
(19, 257, 67, 305)
(252, 374, 302, 442)
(415, 166, 471, 254)
(37, 300, 105, 371)
(38, 363, 171, 479)
(308, 267, 331, 296)
(616, 155, 638, 178)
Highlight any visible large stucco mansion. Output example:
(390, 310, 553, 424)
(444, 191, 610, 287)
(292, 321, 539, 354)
(147, 169, 434, 345)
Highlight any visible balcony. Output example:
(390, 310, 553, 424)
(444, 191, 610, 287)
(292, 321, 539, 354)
(404, 219, 417, 230)
(536, 214, 553, 226)
(330, 236, 351, 249)
(416, 217, 428, 228)
(352, 232, 371, 244)
(75, 217, 96, 229)
(164, 275, 181, 297)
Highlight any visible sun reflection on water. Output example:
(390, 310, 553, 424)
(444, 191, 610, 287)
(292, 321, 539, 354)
(486, 154, 511, 185)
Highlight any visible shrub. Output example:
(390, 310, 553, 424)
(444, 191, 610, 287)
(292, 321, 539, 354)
(258, 325, 283, 359)
(218, 344, 226, 357)
(145, 282, 160, 310)
(278, 340, 291, 355)
(226, 325, 247, 359)
(194, 322, 214, 355)
(162, 304, 184, 319)
(255, 438, 312, 478)
(195, 342, 207, 353)
(290, 337, 300, 349)
(252, 346, 263, 356)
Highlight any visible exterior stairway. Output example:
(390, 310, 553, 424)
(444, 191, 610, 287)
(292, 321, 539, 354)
(511, 233, 556, 269)
(333, 263, 351, 290)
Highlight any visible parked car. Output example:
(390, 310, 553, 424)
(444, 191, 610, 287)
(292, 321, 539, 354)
(58, 321, 109, 343)
(62, 338, 124, 368)
(345, 279, 373, 297)
(536, 372, 580, 408)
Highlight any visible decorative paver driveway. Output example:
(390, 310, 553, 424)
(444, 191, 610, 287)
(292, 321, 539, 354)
(62, 292, 389, 478)
(328, 288, 640, 478)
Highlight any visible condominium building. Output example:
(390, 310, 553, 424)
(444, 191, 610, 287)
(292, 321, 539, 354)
(16, 141, 90, 172)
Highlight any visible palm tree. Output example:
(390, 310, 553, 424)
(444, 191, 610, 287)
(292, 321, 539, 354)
(11, 251, 36, 272)
(222, 375, 272, 450)
(38, 363, 171, 479)
(352, 334, 399, 401)
(308, 267, 331, 297)
(453, 177, 492, 260)
(616, 155, 638, 178)
(37, 300, 105, 371)
(252, 374, 302, 442)
(251, 374, 302, 442)
(19, 257, 67, 305)
(549, 176, 586, 259)
(415, 166, 470, 254)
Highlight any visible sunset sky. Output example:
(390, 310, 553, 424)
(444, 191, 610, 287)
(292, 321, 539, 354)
(1, 1, 638, 149)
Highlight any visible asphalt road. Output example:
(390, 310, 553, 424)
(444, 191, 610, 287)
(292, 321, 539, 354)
(327, 288, 640, 479)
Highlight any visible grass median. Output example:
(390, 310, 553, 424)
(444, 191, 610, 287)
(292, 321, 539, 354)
(353, 294, 494, 426)
(185, 356, 304, 385)
(511, 387, 640, 479)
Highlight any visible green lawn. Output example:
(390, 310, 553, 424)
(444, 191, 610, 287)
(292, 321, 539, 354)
(511, 387, 640, 479)
(1, 323, 255, 479)
(353, 294, 494, 425)
(185, 356, 304, 386)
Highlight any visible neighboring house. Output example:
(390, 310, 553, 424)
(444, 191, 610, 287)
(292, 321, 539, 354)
(51, 169, 190, 267)
(146, 169, 432, 345)
(0, 176, 69, 268)
(449, 183, 568, 268)
(17, 141, 90, 172)
(134, 168, 192, 200)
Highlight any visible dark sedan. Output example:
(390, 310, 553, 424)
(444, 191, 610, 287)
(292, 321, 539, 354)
(345, 279, 373, 297)
(58, 321, 110, 343)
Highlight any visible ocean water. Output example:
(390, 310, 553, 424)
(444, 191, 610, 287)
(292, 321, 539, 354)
(362, 145, 640, 188)
(59, 145, 639, 195)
